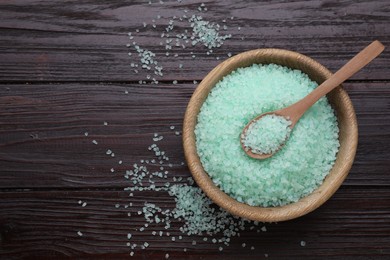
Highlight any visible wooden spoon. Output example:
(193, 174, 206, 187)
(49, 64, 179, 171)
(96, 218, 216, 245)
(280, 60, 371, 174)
(241, 40, 385, 159)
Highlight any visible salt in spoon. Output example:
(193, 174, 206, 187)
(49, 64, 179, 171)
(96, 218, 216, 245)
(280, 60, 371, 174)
(241, 40, 385, 159)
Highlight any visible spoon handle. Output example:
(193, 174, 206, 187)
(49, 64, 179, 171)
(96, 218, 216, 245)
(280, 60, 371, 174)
(283, 40, 385, 124)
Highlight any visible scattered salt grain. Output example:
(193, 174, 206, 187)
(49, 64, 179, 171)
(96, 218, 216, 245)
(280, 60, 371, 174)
(92, 140, 98, 145)
(300, 240, 306, 247)
(188, 15, 231, 49)
(77, 231, 83, 237)
(117, 4, 289, 256)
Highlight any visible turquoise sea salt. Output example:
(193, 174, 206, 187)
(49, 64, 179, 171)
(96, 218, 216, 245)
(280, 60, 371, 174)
(195, 64, 340, 207)
(242, 114, 292, 155)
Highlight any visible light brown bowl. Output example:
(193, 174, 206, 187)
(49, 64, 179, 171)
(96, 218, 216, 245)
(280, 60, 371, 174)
(183, 48, 358, 222)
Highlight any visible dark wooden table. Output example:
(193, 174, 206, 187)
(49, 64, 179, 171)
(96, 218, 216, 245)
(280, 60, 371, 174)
(1, 1, 389, 259)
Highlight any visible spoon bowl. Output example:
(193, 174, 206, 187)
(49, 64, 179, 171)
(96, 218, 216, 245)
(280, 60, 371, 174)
(241, 40, 384, 159)
(240, 111, 290, 159)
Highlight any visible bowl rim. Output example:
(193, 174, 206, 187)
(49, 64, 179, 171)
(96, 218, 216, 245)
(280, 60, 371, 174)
(182, 48, 358, 222)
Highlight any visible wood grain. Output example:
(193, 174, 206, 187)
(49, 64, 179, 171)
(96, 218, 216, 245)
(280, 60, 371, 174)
(0, 82, 389, 189)
(0, 0, 389, 258)
(0, 187, 389, 259)
(0, 0, 389, 82)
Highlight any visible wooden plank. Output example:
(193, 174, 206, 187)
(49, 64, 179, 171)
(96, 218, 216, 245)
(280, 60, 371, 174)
(0, 0, 389, 82)
(1, 2, 388, 260)
(344, 83, 390, 185)
(0, 187, 389, 259)
(0, 82, 389, 188)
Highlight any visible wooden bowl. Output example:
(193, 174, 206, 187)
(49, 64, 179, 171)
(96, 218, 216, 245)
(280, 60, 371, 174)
(183, 48, 358, 222)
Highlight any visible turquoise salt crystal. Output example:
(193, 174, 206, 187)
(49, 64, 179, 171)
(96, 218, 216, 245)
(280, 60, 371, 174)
(242, 114, 292, 155)
(195, 64, 340, 207)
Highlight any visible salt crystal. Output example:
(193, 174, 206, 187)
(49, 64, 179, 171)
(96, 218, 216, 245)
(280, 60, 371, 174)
(195, 64, 339, 207)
